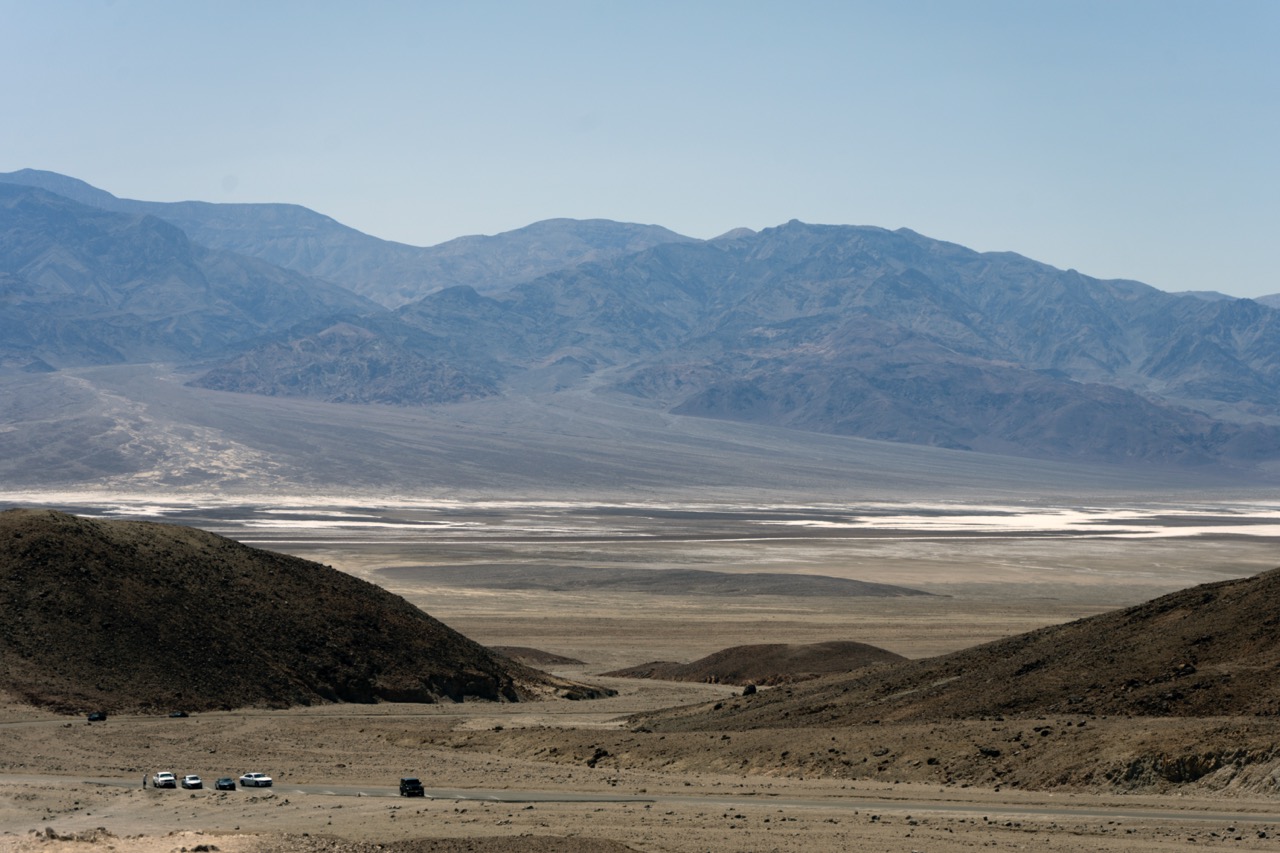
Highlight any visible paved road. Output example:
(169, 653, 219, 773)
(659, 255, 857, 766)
(6, 774, 652, 804)
(6, 774, 1280, 825)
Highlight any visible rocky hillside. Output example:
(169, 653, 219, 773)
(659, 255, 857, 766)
(193, 317, 502, 405)
(603, 641, 906, 686)
(636, 566, 1280, 732)
(0, 509, 605, 713)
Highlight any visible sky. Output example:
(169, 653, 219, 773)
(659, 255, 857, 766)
(2, 0, 1277, 296)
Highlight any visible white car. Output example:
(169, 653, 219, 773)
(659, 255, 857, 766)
(151, 771, 176, 788)
(181, 774, 203, 789)
(239, 772, 272, 787)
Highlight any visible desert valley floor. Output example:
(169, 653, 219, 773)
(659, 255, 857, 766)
(4, 496, 1280, 852)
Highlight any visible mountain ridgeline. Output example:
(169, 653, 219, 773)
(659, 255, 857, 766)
(0, 169, 694, 308)
(195, 222, 1280, 465)
(3, 169, 1280, 472)
(0, 183, 378, 367)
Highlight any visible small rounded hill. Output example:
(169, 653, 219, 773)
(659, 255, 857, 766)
(604, 641, 906, 686)
(0, 509, 605, 713)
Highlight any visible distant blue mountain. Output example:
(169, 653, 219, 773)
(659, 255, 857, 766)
(0, 169, 695, 307)
(4, 170, 1279, 470)
(0, 183, 378, 367)
(197, 220, 1280, 466)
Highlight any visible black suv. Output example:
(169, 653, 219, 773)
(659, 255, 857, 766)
(399, 777, 425, 797)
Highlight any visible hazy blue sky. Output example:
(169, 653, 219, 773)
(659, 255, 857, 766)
(2, 1, 1277, 296)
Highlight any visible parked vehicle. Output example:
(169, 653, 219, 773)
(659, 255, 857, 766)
(152, 771, 177, 788)
(214, 777, 237, 791)
(181, 774, 203, 789)
(399, 777, 425, 797)
(239, 772, 272, 787)
(87, 711, 106, 722)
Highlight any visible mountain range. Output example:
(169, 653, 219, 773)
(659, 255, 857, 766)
(0, 169, 692, 307)
(2, 168, 1279, 485)
(0, 183, 376, 369)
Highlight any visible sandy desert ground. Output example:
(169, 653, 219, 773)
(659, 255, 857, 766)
(3, 498, 1280, 851)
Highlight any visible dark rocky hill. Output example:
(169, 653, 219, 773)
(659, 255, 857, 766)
(0, 170, 694, 307)
(634, 566, 1280, 732)
(603, 641, 906, 686)
(0, 509, 605, 713)
(0, 184, 379, 368)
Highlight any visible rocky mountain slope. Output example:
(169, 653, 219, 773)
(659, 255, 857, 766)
(604, 641, 906, 686)
(0, 184, 378, 369)
(0, 169, 694, 307)
(193, 316, 501, 405)
(0, 509, 605, 713)
(635, 565, 1280, 732)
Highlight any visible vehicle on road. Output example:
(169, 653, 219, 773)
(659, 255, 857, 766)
(214, 777, 236, 791)
(399, 777, 425, 797)
(152, 772, 176, 788)
(168, 710, 189, 718)
(181, 774, 203, 789)
(87, 711, 106, 722)
(239, 772, 272, 787)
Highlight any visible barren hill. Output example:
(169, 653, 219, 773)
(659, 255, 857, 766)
(638, 566, 1280, 731)
(603, 640, 906, 686)
(0, 509, 604, 713)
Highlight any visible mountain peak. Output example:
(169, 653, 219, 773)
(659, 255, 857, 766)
(0, 168, 123, 207)
(711, 227, 756, 241)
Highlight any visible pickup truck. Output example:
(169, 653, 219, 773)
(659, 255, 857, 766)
(151, 771, 177, 788)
